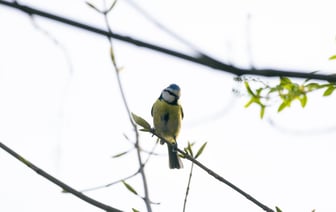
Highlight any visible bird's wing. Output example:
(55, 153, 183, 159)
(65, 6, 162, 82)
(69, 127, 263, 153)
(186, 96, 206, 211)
(181, 105, 184, 119)
(151, 104, 154, 117)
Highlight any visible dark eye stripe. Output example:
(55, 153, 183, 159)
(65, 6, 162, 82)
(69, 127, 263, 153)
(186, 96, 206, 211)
(164, 89, 178, 98)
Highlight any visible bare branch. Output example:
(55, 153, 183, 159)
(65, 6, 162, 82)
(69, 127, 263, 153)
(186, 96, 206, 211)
(0, 141, 122, 212)
(1, 1, 336, 82)
(150, 130, 275, 212)
(99, 0, 153, 211)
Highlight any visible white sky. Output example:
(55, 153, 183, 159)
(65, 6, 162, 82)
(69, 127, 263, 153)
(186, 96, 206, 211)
(1, 0, 336, 211)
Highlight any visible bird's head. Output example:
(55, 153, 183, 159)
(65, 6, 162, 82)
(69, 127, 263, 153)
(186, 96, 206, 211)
(161, 84, 181, 104)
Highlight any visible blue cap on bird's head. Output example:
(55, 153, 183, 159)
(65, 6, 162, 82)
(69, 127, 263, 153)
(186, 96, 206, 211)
(166, 84, 181, 98)
(168, 84, 180, 90)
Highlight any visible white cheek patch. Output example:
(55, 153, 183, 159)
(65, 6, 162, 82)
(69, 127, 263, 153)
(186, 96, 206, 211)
(162, 91, 176, 103)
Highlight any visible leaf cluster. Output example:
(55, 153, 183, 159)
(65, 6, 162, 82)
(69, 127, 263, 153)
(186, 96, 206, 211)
(182, 142, 207, 159)
(244, 76, 336, 118)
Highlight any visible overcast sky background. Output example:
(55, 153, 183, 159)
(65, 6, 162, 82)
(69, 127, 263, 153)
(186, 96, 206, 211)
(1, 0, 336, 211)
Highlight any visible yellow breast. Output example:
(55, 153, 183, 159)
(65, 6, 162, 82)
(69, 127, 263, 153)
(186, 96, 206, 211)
(151, 99, 183, 143)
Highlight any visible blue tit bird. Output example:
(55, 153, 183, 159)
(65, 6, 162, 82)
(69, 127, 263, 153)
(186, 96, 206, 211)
(151, 84, 184, 169)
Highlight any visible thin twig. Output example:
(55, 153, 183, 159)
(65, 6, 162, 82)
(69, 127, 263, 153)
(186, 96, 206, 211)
(101, 1, 152, 211)
(0, 141, 122, 212)
(182, 162, 194, 212)
(122, 136, 161, 157)
(150, 130, 274, 212)
(30, 17, 74, 75)
(80, 170, 139, 193)
(80, 141, 159, 193)
(124, 0, 203, 54)
(1, 1, 336, 82)
(142, 140, 159, 164)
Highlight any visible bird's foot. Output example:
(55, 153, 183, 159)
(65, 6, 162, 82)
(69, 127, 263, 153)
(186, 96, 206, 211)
(150, 128, 155, 136)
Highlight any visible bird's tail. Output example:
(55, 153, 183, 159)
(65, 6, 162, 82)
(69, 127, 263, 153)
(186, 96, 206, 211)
(167, 143, 183, 169)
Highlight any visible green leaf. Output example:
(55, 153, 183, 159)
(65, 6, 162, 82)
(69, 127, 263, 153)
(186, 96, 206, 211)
(195, 142, 207, 159)
(111, 150, 130, 158)
(244, 98, 254, 108)
(179, 153, 186, 159)
(131, 113, 151, 130)
(105, 0, 118, 13)
(85, 1, 101, 12)
(305, 82, 321, 91)
(256, 87, 263, 96)
(260, 105, 265, 119)
(299, 94, 307, 107)
(139, 128, 151, 132)
(275, 206, 282, 212)
(268, 87, 278, 94)
(132, 208, 140, 212)
(122, 180, 138, 195)
(278, 101, 290, 112)
(323, 86, 335, 96)
(244, 81, 255, 97)
(280, 77, 292, 85)
(329, 54, 336, 60)
(187, 142, 194, 157)
(184, 142, 195, 157)
(110, 47, 116, 65)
